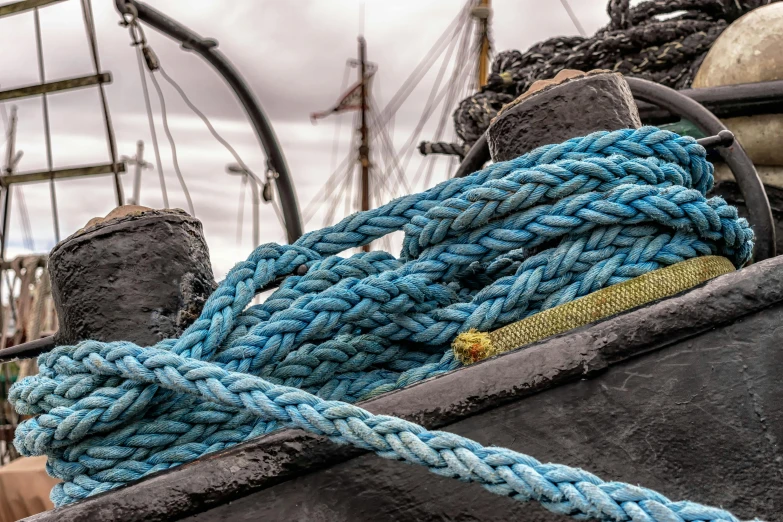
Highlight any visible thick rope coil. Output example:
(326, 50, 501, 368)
(418, 140, 472, 158)
(453, 0, 783, 144)
(10, 128, 758, 521)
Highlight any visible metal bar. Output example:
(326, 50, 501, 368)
(637, 79, 783, 123)
(0, 107, 17, 341)
(0, 72, 111, 103)
(0, 0, 65, 18)
(33, 6, 60, 243)
(0, 334, 54, 363)
(0, 162, 127, 186)
(115, 0, 303, 242)
(132, 140, 144, 205)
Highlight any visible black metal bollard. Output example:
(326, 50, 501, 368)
(486, 70, 642, 162)
(49, 206, 216, 346)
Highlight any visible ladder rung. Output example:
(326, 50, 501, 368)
(1, 162, 126, 186)
(0, 0, 67, 18)
(0, 72, 112, 103)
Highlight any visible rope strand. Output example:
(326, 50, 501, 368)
(10, 128, 756, 521)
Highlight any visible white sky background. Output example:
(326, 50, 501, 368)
(0, 0, 613, 280)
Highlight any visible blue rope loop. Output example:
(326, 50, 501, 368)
(10, 127, 759, 521)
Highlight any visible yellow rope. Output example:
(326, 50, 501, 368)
(452, 255, 734, 365)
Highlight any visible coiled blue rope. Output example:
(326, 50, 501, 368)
(10, 127, 758, 521)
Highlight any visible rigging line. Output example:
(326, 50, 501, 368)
(16, 189, 34, 251)
(301, 148, 354, 224)
(366, 108, 400, 199)
(401, 45, 470, 183)
(80, 0, 123, 206)
(559, 0, 587, 37)
(135, 45, 170, 208)
(400, 13, 473, 173)
(325, 147, 356, 227)
(33, 7, 60, 244)
(236, 175, 247, 245)
(368, 99, 410, 195)
(157, 66, 254, 176)
(0, 105, 32, 251)
(147, 68, 196, 216)
(376, 2, 470, 125)
(423, 42, 478, 188)
(331, 63, 352, 173)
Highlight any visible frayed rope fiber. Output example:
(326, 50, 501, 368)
(11, 127, 760, 521)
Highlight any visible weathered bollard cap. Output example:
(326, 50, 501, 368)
(487, 69, 642, 162)
(49, 205, 216, 346)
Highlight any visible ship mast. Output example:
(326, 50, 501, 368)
(358, 36, 371, 252)
(474, 0, 492, 88)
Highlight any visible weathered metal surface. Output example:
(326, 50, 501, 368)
(25, 255, 783, 522)
(487, 72, 641, 162)
(49, 208, 216, 346)
(637, 80, 783, 124)
(0, 162, 127, 187)
(0, 73, 112, 103)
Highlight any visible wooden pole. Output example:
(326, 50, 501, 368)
(476, 0, 491, 88)
(358, 36, 370, 252)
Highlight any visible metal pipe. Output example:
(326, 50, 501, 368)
(114, 0, 303, 243)
(454, 133, 489, 178)
(132, 140, 144, 205)
(637, 79, 783, 123)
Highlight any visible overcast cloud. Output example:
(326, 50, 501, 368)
(0, 0, 612, 279)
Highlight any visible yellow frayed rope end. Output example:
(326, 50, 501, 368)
(452, 329, 495, 365)
(451, 256, 735, 366)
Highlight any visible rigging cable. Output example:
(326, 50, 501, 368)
(236, 174, 247, 245)
(80, 0, 123, 206)
(376, 2, 471, 126)
(331, 62, 352, 173)
(560, 0, 587, 36)
(0, 104, 33, 252)
(33, 7, 60, 244)
(147, 69, 196, 216)
(422, 26, 479, 188)
(134, 43, 170, 208)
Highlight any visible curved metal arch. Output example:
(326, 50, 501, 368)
(453, 78, 775, 261)
(115, 0, 303, 243)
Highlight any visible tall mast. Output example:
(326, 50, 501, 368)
(474, 0, 492, 88)
(358, 36, 370, 252)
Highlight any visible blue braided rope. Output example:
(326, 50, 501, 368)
(9, 128, 759, 521)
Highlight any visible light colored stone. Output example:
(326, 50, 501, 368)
(693, 4, 783, 88)
(693, 3, 783, 165)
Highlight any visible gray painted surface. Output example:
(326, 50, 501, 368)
(198, 303, 782, 521)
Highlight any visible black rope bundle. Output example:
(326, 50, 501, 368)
(452, 0, 781, 145)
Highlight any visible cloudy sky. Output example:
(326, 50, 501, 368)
(0, 0, 613, 279)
